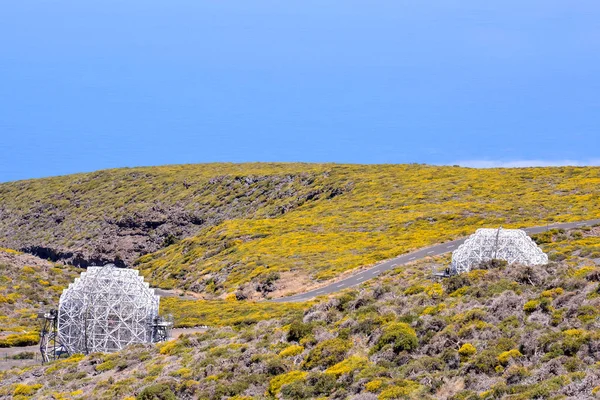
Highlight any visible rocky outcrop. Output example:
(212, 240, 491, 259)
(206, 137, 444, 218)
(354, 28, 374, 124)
(0, 168, 351, 267)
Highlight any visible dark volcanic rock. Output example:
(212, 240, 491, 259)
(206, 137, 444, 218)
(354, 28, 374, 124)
(0, 169, 351, 267)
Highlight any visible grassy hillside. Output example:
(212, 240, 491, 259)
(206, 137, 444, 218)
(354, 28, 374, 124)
(135, 164, 600, 298)
(0, 249, 80, 347)
(0, 245, 303, 348)
(1, 164, 600, 300)
(0, 163, 348, 267)
(3, 227, 600, 399)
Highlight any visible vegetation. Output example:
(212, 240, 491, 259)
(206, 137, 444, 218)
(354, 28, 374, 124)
(3, 227, 600, 398)
(136, 384, 177, 400)
(0, 164, 599, 300)
(303, 338, 351, 369)
(0, 163, 351, 268)
(0, 242, 304, 347)
(9, 351, 35, 360)
(134, 164, 600, 297)
(2, 163, 600, 397)
(374, 322, 418, 353)
(159, 297, 306, 328)
(0, 248, 80, 346)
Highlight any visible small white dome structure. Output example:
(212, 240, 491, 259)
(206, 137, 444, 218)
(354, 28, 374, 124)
(57, 264, 160, 354)
(451, 228, 548, 275)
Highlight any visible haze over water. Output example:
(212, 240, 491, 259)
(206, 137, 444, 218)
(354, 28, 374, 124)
(1, 1, 600, 182)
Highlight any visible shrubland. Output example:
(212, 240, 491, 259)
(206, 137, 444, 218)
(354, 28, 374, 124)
(0, 246, 302, 347)
(1, 164, 599, 299)
(134, 164, 600, 298)
(0, 249, 79, 347)
(0, 163, 348, 268)
(159, 297, 305, 328)
(3, 227, 600, 399)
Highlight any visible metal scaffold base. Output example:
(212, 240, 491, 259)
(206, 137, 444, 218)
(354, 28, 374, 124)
(450, 227, 548, 275)
(39, 264, 172, 362)
(38, 309, 66, 363)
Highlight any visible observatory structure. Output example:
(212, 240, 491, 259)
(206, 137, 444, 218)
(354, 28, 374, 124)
(39, 264, 171, 362)
(451, 228, 548, 275)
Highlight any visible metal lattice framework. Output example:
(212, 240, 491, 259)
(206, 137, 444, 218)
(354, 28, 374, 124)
(451, 228, 548, 274)
(57, 264, 161, 354)
(38, 309, 63, 363)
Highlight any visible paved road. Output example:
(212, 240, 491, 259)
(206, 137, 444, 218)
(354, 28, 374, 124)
(273, 218, 600, 303)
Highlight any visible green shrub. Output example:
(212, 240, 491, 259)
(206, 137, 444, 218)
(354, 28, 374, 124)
(576, 305, 598, 323)
(378, 380, 422, 399)
(453, 308, 486, 324)
(551, 309, 564, 326)
(10, 351, 35, 360)
(403, 285, 425, 296)
(562, 329, 590, 356)
(95, 359, 117, 372)
(471, 350, 499, 374)
(538, 296, 553, 312)
(504, 365, 530, 384)
(267, 371, 307, 396)
(353, 315, 385, 335)
(374, 322, 418, 353)
(265, 357, 288, 376)
(444, 274, 471, 293)
(279, 380, 310, 399)
(303, 372, 337, 397)
(287, 320, 313, 342)
(564, 357, 584, 372)
(136, 383, 177, 400)
(303, 338, 351, 369)
(532, 231, 554, 245)
(409, 356, 445, 372)
(541, 287, 564, 298)
(494, 337, 517, 353)
(478, 259, 508, 270)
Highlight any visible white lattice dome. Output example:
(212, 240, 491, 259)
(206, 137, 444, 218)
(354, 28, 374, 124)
(58, 264, 160, 354)
(451, 228, 548, 275)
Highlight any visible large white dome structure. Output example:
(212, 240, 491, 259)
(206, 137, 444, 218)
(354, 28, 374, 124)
(57, 264, 161, 354)
(451, 228, 548, 275)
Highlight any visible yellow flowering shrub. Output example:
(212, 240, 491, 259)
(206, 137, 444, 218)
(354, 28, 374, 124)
(497, 349, 523, 366)
(573, 266, 597, 278)
(378, 380, 422, 399)
(541, 288, 564, 298)
(278, 345, 304, 358)
(267, 371, 307, 396)
(425, 283, 444, 299)
(458, 343, 477, 359)
(523, 299, 540, 313)
(13, 383, 42, 396)
(365, 379, 383, 393)
(325, 356, 369, 377)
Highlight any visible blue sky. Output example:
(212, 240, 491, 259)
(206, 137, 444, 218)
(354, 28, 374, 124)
(1, 1, 599, 182)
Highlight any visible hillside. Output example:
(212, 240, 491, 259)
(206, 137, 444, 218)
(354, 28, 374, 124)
(0, 249, 80, 347)
(0, 246, 303, 349)
(2, 227, 600, 399)
(1, 164, 599, 300)
(0, 163, 348, 268)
